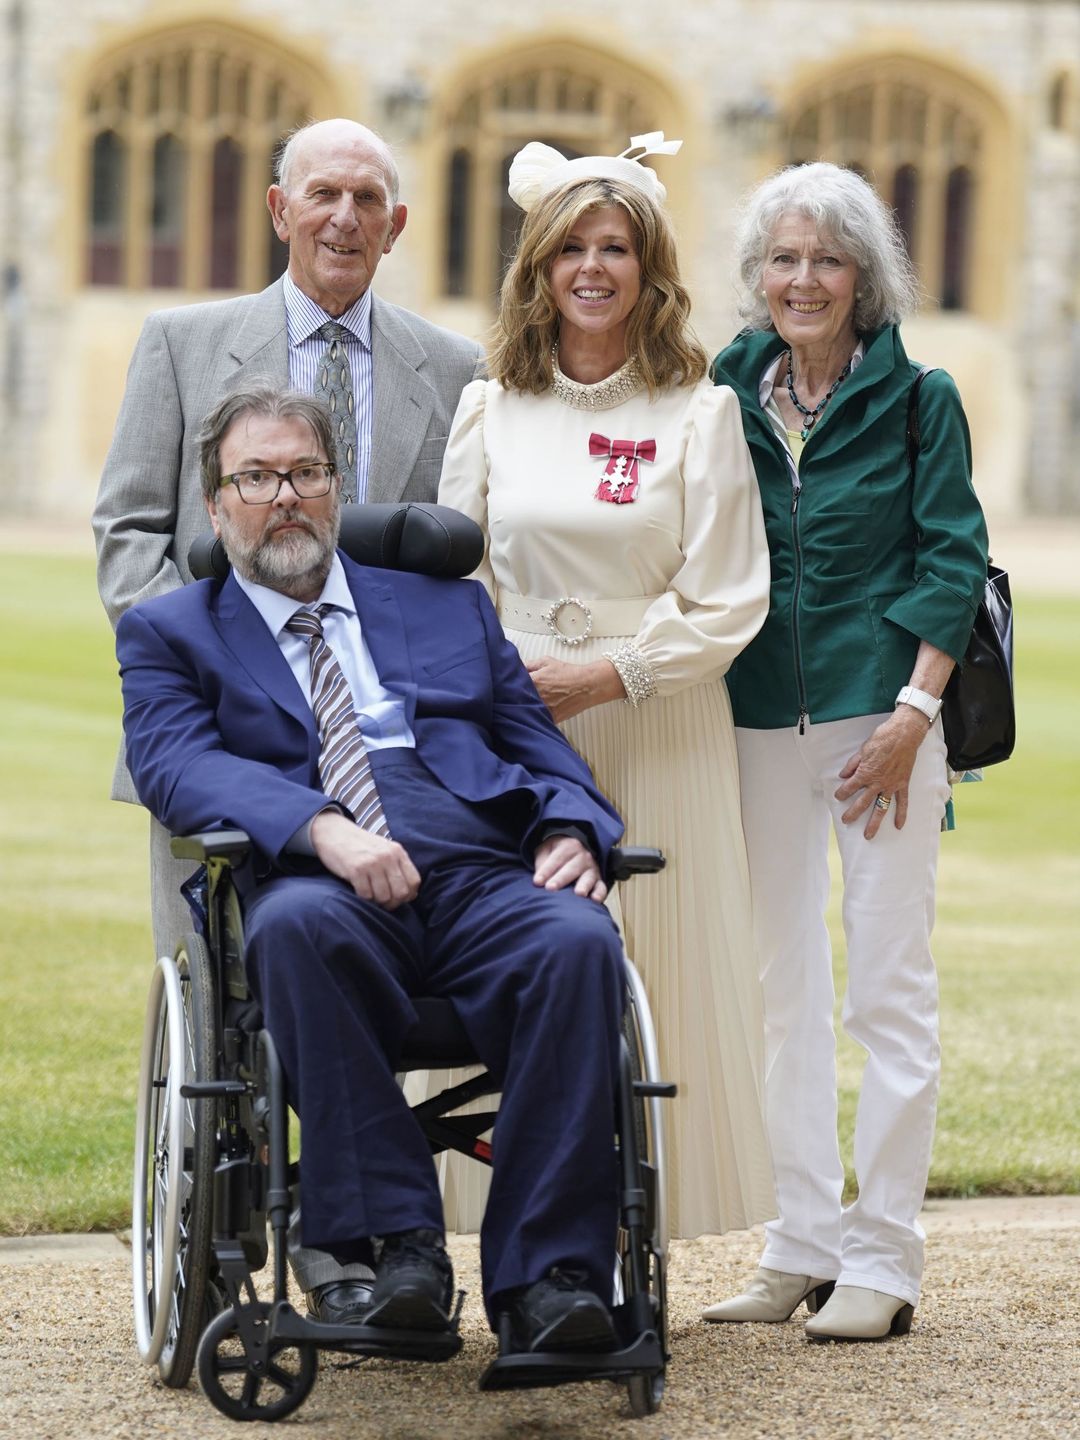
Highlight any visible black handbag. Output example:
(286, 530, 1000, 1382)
(907, 369, 1016, 770)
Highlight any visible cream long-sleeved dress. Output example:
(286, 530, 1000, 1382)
(432, 373, 777, 1237)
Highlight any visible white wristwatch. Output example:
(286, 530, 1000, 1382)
(895, 686, 943, 723)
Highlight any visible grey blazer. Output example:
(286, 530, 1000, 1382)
(93, 277, 484, 800)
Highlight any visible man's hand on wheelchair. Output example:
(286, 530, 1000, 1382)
(310, 810, 421, 910)
(532, 835, 608, 904)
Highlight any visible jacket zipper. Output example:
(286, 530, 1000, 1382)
(790, 474, 809, 732)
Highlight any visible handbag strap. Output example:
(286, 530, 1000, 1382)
(905, 365, 937, 474)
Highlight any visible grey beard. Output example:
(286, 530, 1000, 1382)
(219, 508, 341, 600)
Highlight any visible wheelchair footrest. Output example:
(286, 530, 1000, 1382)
(478, 1330, 664, 1392)
(269, 1301, 463, 1363)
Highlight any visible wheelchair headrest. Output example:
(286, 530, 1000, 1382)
(187, 502, 484, 583)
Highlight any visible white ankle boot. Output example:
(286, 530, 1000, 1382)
(702, 1267, 835, 1324)
(804, 1285, 914, 1341)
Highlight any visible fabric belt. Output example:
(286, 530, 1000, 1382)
(497, 590, 659, 645)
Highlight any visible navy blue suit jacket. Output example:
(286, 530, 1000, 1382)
(116, 553, 623, 874)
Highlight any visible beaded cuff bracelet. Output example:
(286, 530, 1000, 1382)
(604, 643, 658, 707)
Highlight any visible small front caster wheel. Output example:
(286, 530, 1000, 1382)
(627, 1370, 664, 1416)
(197, 1302, 317, 1421)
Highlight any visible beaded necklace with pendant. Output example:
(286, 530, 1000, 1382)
(784, 352, 852, 440)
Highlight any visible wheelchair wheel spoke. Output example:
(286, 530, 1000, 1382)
(241, 1371, 262, 1408)
(152, 1172, 169, 1276)
(266, 1359, 302, 1393)
(215, 1352, 250, 1375)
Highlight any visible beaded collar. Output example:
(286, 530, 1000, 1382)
(550, 348, 646, 411)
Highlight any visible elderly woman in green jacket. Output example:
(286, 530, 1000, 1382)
(702, 163, 988, 1342)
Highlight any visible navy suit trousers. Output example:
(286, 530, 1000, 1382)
(242, 750, 625, 1315)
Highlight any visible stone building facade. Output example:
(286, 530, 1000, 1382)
(1, 0, 1078, 520)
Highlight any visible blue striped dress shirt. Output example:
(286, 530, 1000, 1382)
(234, 556, 414, 752)
(282, 274, 374, 502)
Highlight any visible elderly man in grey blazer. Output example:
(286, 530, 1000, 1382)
(92, 117, 483, 1323)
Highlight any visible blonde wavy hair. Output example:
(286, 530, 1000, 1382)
(488, 177, 707, 395)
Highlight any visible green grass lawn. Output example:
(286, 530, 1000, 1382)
(1, 553, 1077, 1234)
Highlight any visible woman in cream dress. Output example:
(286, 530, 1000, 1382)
(435, 136, 776, 1239)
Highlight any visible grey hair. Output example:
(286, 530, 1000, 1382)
(198, 385, 339, 501)
(273, 120, 400, 209)
(734, 162, 920, 332)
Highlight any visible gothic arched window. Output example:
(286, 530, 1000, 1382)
(1048, 70, 1074, 132)
(88, 130, 126, 284)
(445, 149, 472, 298)
(892, 164, 919, 260)
(149, 134, 185, 287)
(83, 25, 321, 290)
(942, 166, 973, 311)
(785, 60, 1000, 314)
(439, 51, 669, 302)
(210, 138, 244, 290)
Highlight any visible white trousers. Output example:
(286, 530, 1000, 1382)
(736, 714, 950, 1307)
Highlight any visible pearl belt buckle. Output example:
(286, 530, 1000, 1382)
(543, 597, 593, 646)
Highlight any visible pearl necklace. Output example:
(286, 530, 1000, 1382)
(784, 351, 852, 440)
(550, 348, 645, 412)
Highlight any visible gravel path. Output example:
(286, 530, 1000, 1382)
(3, 1199, 1077, 1440)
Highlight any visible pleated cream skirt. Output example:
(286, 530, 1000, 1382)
(417, 628, 777, 1239)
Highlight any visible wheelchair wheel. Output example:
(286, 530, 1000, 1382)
(627, 1370, 664, 1418)
(132, 938, 216, 1386)
(618, 961, 668, 1416)
(621, 958, 668, 1253)
(197, 1302, 317, 1422)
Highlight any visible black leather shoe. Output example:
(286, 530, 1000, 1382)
(507, 1268, 617, 1352)
(305, 1278, 375, 1325)
(365, 1229, 454, 1331)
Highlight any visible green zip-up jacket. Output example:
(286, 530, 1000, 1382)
(712, 324, 989, 730)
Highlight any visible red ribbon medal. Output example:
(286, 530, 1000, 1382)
(589, 433, 656, 504)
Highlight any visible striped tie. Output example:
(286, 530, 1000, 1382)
(285, 606, 390, 838)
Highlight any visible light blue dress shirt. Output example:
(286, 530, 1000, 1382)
(234, 555, 415, 752)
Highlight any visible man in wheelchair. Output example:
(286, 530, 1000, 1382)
(117, 383, 630, 1357)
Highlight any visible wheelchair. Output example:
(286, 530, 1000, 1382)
(130, 503, 675, 1422)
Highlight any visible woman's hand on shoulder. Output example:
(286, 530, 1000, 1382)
(833, 707, 932, 839)
(525, 655, 626, 723)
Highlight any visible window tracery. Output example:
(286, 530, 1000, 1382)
(83, 26, 318, 290)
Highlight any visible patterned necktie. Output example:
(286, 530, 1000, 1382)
(315, 322, 358, 501)
(285, 606, 390, 838)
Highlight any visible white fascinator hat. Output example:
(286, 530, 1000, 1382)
(507, 132, 682, 212)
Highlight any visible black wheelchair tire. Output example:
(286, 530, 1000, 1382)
(627, 1370, 664, 1417)
(621, 1005, 651, 1167)
(618, 994, 668, 1404)
(155, 934, 217, 1388)
(197, 1302, 318, 1422)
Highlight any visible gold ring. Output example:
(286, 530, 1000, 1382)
(874, 793, 891, 813)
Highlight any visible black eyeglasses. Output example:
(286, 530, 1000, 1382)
(218, 463, 337, 504)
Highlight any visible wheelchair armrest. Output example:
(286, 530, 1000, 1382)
(170, 830, 252, 865)
(607, 846, 666, 883)
(168, 831, 660, 878)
